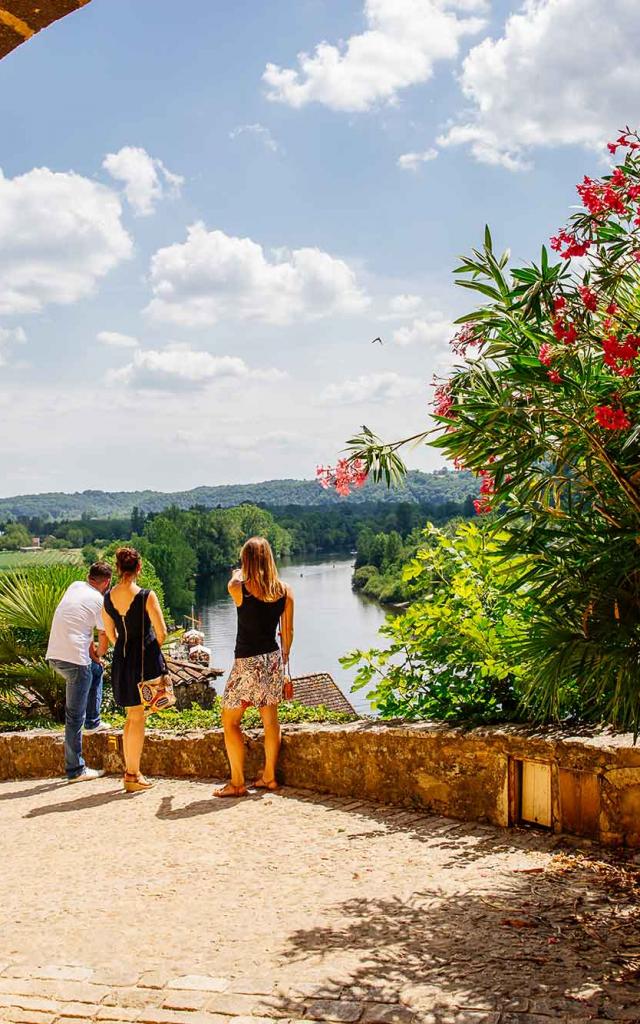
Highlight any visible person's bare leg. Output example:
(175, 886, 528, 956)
(124, 705, 146, 777)
(255, 704, 281, 788)
(215, 707, 247, 795)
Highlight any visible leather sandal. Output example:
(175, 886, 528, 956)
(252, 777, 280, 791)
(124, 772, 154, 793)
(213, 782, 248, 798)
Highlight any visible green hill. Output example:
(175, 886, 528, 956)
(0, 470, 480, 522)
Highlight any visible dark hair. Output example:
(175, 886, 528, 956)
(115, 546, 142, 576)
(88, 561, 113, 582)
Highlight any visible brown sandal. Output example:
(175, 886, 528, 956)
(252, 777, 280, 791)
(124, 772, 154, 793)
(213, 782, 248, 798)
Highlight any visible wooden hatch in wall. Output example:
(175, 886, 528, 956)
(516, 759, 552, 828)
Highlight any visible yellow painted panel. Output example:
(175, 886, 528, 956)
(521, 760, 552, 827)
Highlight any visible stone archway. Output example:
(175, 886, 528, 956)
(0, 1, 92, 60)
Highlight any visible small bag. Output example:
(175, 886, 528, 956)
(282, 658, 294, 701)
(136, 589, 176, 714)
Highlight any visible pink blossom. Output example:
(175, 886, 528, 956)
(316, 459, 368, 497)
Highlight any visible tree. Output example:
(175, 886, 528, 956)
(0, 523, 32, 550)
(340, 128, 640, 732)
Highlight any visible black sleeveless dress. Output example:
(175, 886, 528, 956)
(223, 584, 287, 709)
(104, 588, 167, 708)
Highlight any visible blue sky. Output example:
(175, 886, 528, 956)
(0, 0, 636, 496)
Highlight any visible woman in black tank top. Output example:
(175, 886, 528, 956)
(214, 537, 294, 799)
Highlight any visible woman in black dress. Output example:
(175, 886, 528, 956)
(102, 547, 168, 792)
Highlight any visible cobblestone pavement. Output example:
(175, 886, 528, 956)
(1, 777, 639, 1024)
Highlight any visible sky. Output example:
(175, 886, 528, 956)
(0, 0, 638, 497)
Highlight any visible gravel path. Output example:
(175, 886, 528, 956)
(0, 776, 639, 1023)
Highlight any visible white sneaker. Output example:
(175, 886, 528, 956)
(84, 722, 110, 735)
(67, 768, 105, 784)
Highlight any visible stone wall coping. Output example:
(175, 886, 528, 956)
(3, 717, 638, 751)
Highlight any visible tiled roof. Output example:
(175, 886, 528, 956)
(164, 657, 223, 686)
(290, 673, 358, 716)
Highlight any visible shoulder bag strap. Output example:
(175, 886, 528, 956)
(140, 588, 146, 684)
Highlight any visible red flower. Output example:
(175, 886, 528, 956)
(578, 285, 598, 312)
(594, 405, 631, 430)
(550, 229, 591, 260)
(633, 251, 640, 262)
(450, 324, 481, 356)
(547, 370, 562, 384)
(316, 459, 368, 497)
(433, 381, 454, 418)
(538, 343, 554, 367)
(553, 295, 567, 312)
(606, 302, 618, 315)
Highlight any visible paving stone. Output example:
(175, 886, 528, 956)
(0, 976, 110, 1004)
(0, 992, 62, 1014)
(253, 995, 300, 1018)
(136, 1010, 219, 1024)
(228, 979, 279, 996)
(346, 988, 399, 1005)
(18, 965, 95, 982)
(91, 969, 142, 989)
(361, 1003, 416, 1023)
(304, 998, 364, 1022)
(96, 1008, 141, 1021)
(416, 1014, 498, 1024)
(167, 975, 230, 993)
(162, 991, 209, 1011)
(0, 1009, 58, 1023)
(102, 988, 165, 1009)
(500, 1017, 562, 1024)
(204, 993, 261, 1016)
(287, 983, 344, 999)
(138, 972, 173, 991)
(57, 1002, 100, 1019)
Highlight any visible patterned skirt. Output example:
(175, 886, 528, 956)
(222, 651, 284, 710)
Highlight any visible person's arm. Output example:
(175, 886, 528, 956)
(89, 630, 109, 663)
(228, 568, 244, 608)
(280, 586, 294, 661)
(101, 609, 117, 647)
(146, 590, 168, 646)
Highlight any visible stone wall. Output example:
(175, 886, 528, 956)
(1, 721, 639, 846)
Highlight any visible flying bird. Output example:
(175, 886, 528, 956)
(371, 336, 384, 345)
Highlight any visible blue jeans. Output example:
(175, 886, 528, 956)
(50, 660, 104, 779)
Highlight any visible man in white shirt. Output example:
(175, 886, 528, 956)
(47, 562, 112, 782)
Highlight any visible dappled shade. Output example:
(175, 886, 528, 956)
(0, 1, 91, 60)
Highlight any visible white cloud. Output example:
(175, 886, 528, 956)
(97, 330, 139, 349)
(0, 326, 26, 366)
(263, 0, 487, 112)
(320, 371, 423, 404)
(102, 146, 184, 216)
(393, 316, 452, 347)
(229, 123, 279, 153)
(0, 167, 132, 316)
(145, 223, 369, 327)
(438, 0, 640, 170)
(110, 344, 286, 392)
(397, 148, 438, 171)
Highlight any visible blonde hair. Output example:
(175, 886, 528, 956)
(241, 537, 284, 602)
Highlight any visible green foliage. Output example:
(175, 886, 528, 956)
(0, 564, 85, 721)
(344, 522, 530, 723)
(344, 139, 640, 733)
(0, 523, 32, 550)
(94, 699, 354, 732)
(0, 470, 480, 521)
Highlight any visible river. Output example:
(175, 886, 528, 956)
(195, 554, 389, 715)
